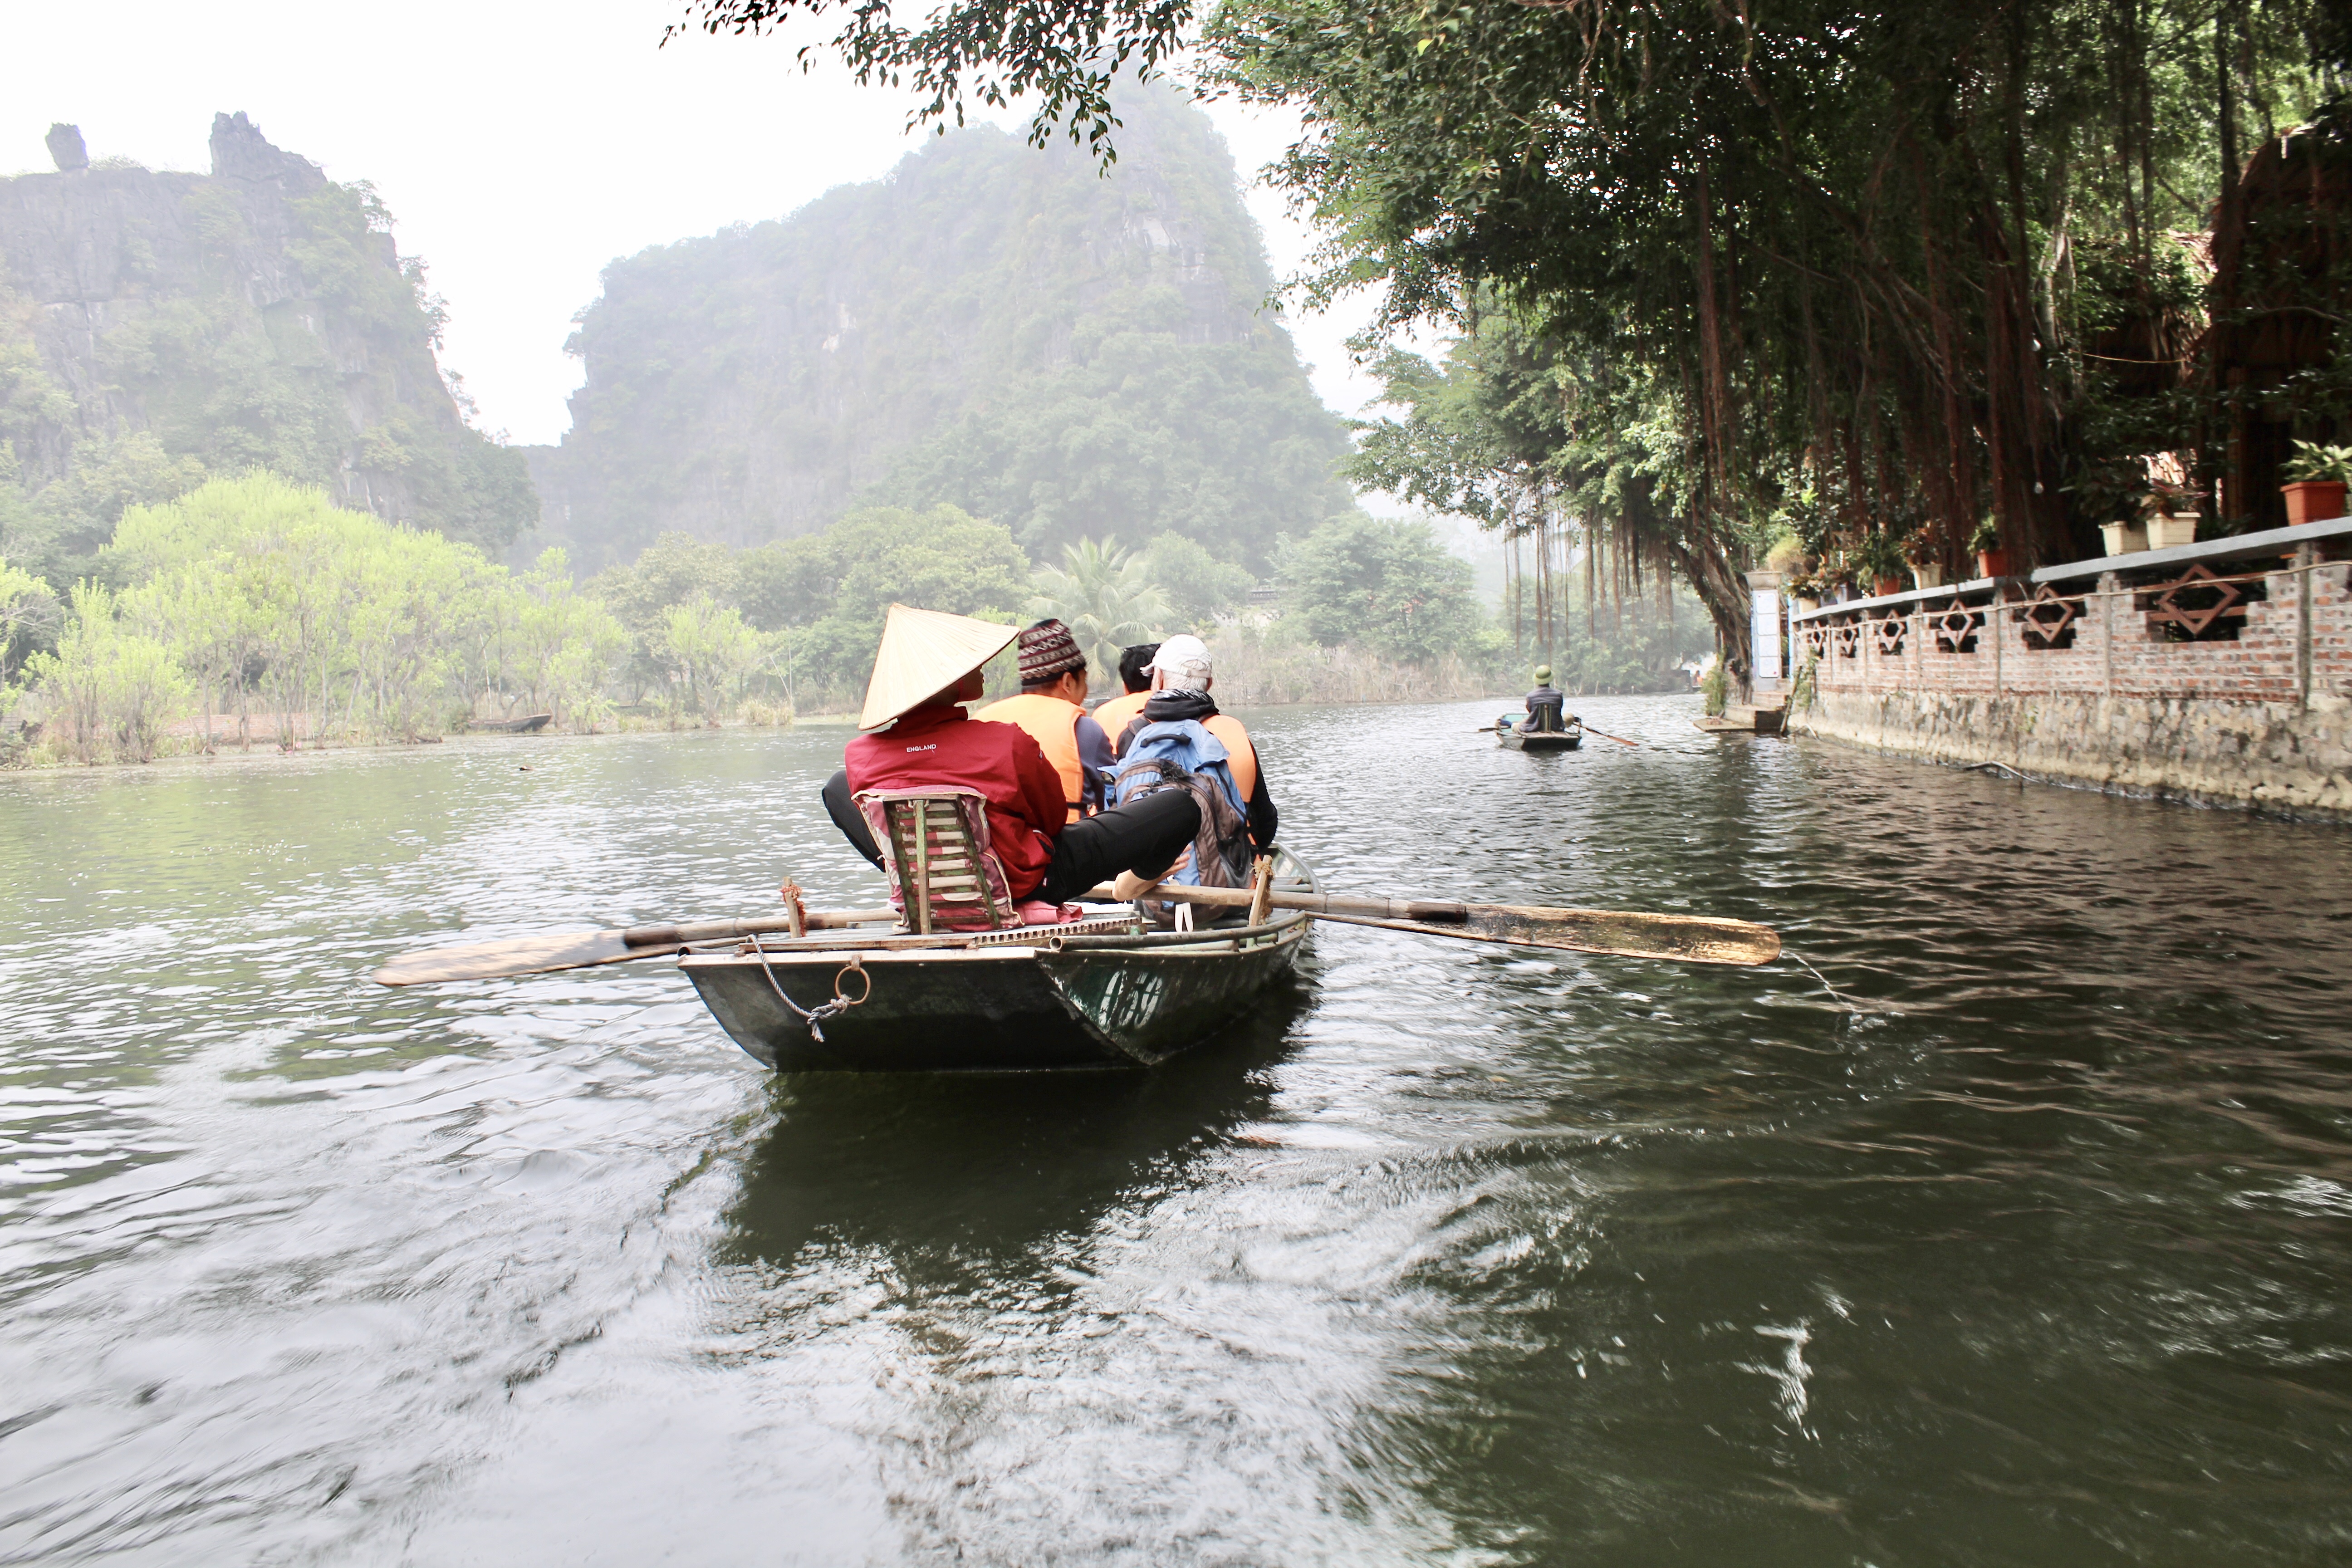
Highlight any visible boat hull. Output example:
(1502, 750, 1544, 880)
(1498, 727, 1582, 751)
(681, 916, 1309, 1072)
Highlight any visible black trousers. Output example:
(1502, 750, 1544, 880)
(821, 770, 1199, 904)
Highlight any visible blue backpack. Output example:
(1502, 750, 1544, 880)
(1111, 720, 1254, 893)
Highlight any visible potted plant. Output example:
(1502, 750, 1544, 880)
(1857, 529, 1907, 597)
(2142, 472, 2201, 550)
(2283, 441, 2352, 528)
(2068, 457, 2149, 556)
(1904, 527, 1945, 589)
(1786, 570, 1821, 614)
(1970, 517, 2011, 579)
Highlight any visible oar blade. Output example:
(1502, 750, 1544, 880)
(1480, 904, 1779, 965)
(1333, 906, 1779, 966)
(372, 929, 640, 987)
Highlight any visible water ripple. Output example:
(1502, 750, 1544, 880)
(2, 704, 2349, 1563)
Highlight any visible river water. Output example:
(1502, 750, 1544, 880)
(2, 694, 2347, 1566)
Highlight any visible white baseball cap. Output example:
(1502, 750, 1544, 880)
(1148, 634, 1213, 688)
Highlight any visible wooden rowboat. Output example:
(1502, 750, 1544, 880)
(682, 854, 1318, 1072)
(468, 712, 553, 734)
(1497, 718, 1582, 752)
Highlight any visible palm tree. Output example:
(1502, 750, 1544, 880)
(1029, 537, 1169, 683)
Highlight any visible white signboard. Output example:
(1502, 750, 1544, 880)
(1750, 588, 1783, 682)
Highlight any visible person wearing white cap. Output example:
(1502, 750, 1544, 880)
(1107, 633, 1278, 852)
(818, 605, 1204, 912)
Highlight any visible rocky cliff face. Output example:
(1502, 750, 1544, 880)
(532, 84, 1349, 573)
(0, 113, 534, 582)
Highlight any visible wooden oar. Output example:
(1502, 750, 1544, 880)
(373, 908, 897, 986)
(1475, 723, 1638, 746)
(1090, 884, 1779, 967)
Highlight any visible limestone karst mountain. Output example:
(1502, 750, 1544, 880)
(531, 84, 1351, 574)
(0, 113, 534, 585)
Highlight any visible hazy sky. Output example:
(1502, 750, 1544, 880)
(0, 0, 1394, 450)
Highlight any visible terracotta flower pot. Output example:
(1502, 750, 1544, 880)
(2283, 480, 2348, 528)
(1874, 575, 1903, 598)
(1976, 547, 2011, 579)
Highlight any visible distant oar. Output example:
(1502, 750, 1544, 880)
(1092, 885, 1778, 966)
(1474, 724, 1638, 746)
(373, 909, 897, 986)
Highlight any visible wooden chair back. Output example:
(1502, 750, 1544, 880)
(854, 788, 1019, 934)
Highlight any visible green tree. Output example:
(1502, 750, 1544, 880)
(24, 581, 192, 764)
(586, 531, 738, 698)
(1029, 536, 1170, 677)
(1144, 531, 1255, 627)
(794, 505, 1030, 702)
(88, 472, 608, 748)
(657, 595, 762, 723)
(511, 549, 629, 730)
(1279, 514, 1494, 666)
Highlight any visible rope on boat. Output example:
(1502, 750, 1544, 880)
(748, 937, 870, 1043)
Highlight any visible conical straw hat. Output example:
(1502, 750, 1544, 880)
(858, 604, 1019, 730)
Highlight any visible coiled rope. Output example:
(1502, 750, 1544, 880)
(748, 937, 871, 1043)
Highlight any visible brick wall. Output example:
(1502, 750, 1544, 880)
(1787, 552, 2352, 818)
(1797, 559, 2352, 704)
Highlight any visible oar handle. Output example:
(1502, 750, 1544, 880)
(1083, 883, 1469, 922)
(619, 909, 897, 948)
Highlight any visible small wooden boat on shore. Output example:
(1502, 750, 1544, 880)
(1496, 716, 1583, 752)
(683, 852, 1318, 1071)
(468, 712, 553, 734)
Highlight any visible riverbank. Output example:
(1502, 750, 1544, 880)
(1794, 687, 2352, 819)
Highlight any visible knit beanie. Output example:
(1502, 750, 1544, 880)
(1017, 618, 1086, 686)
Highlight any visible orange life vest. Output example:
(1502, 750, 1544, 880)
(1203, 714, 1258, 804)
(974, 692, 1085, 821)
(1094, 690, 1150, 753)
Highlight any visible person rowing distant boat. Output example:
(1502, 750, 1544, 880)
(971, 619, 1114, 821)
(818, 606, 1201, 918)
(1110, 635, 1277, 853)
(1523, 665, 1571, 734)
(1092, 642, 1157, 754)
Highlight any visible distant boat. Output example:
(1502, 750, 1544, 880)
(1495, 715, 1583, 752)
(467, 713, 553, 734)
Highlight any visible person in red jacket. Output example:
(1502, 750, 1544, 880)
(820, 606, 1198, 909)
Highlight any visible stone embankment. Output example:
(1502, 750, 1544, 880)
(1786, 519, 2352, 819)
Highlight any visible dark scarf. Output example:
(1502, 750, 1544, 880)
(1140, 688, 1218, 724)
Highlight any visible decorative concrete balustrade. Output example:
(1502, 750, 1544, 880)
(1789, 517, 2352, 707)
(1783, 517, 2352, 817)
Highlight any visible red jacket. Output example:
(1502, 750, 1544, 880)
(844, 701, 1067, 898)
